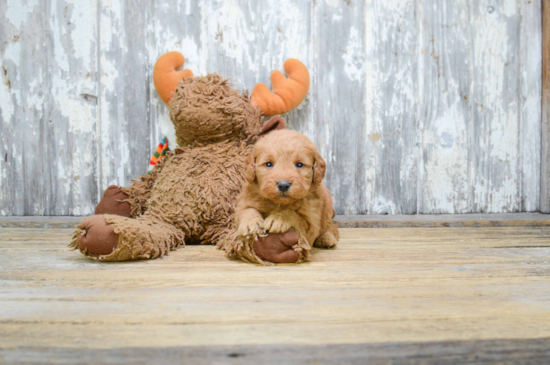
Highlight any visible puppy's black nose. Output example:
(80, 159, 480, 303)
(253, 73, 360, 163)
(277, 181, 291, 192)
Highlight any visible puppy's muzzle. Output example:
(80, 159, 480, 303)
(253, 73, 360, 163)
(277, 180, 291, 192)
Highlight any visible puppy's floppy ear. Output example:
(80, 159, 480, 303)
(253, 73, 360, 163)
(244, 152, 256, 183)
(312, 151, 326, 185)
(260, 115, 287, 136)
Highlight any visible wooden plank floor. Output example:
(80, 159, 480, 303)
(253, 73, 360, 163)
(1, 226, 550, 364)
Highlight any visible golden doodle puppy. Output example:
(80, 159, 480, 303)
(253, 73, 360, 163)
(235, 126, 339, 265)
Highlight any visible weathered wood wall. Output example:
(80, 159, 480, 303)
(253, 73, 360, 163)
(542, 0, 550, 213)
(0, 0, 542, 216)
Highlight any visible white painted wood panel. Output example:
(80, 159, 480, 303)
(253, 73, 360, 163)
(470, 0, 521, 213)
(364, 0, 418, 214)
(418, 0, 472, 214)
(313, 0, 367, 215)
(1, 0, 99, 216)
(0, 0, 543, 215)
(520, 0, 542, 212)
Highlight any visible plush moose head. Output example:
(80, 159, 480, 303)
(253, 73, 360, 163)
(152, 52, 310, 147)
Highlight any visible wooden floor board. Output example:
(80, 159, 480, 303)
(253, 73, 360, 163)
(1, 226, 550, 363)
(3, 339, 550, 365)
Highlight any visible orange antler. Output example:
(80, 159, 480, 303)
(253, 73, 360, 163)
(251, 59, 310, 117)
(153, 51, 194, 106)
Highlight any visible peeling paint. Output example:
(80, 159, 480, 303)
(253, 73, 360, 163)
(0, 0, 543, 216)
(66, 0, 96, 62)
(342, 27, 364, 82)
(206, 1, 256, 72)
(6, 0, 39, 28)
(0, 66, 14, 123)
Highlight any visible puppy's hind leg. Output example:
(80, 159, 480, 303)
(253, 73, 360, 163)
(314, 219, 339, 249)
(314, 231, 338, 249)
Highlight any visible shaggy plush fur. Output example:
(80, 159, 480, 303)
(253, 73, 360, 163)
(170, 75, 262, 147)
(235, 130, 339, 264)
(70, 74, 297, 263)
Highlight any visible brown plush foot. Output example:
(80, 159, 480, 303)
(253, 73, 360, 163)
(253, 230, 300, 263)
(77, 216, 119, 255)
(94, 185, 131, 217)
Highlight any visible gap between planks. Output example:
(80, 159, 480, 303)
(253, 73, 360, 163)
(0, 213, 549, 229)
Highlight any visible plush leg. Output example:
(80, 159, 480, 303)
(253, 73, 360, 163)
(253, 231, 304, 263)
(232, 208, 307, 265)
(222, 226, 307, 265)
(94, 185, 132, 217)
(70, 214, 184, 261)
(74, 215, 120, 255)
(221, 229, 301, 265)
(262, 211, 312, 262)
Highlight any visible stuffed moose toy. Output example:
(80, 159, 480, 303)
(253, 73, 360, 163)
(70, 51, 318, 264)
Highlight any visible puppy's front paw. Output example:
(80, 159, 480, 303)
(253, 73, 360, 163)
(264, 214, 293, 234)
(238, 219, 267, 239)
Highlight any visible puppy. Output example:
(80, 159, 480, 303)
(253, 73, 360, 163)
(235, 129, 339, 264)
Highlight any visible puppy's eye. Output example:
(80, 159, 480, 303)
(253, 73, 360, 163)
(265, 162, 273, 168)
(295, 162, 304, 168)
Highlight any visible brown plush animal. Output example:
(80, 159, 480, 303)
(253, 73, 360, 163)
(70, 52, 311, 264)
(235, 130, 339, 265)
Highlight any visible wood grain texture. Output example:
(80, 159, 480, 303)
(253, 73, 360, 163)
(97, 0, 154, 196)
(0, 0, 543, 215)
(520, 0, 542, 212)
(1, 226, 550, 362)
(418, 0, 472, 214)
(471, 0, 522, 213)
(365, 0, 418, 214)
(313, 1, 367, 215)
(542, 0, 550, 212)
(0, 0, 99, 216)
(3, 339, 550, 364)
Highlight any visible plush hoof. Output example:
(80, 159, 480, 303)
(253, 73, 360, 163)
(253, 230, 300, 263)
(94, 185, 131, 217)
(77, 216, 119, 255)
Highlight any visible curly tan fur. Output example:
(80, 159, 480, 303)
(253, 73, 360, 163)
(235, 130, 339, 263)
